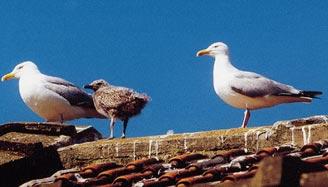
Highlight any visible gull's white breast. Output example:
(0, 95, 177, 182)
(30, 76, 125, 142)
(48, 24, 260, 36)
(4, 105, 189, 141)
(213, 74, 253, 109)
(18, 75, 77, 121)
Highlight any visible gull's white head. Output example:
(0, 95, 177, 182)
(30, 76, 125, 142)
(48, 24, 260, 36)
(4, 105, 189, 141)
(1, 61, 39, 81)
(196, 42, 229, 57)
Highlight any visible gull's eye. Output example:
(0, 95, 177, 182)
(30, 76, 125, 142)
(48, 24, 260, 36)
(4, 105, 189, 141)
(17, 66, 23, 70)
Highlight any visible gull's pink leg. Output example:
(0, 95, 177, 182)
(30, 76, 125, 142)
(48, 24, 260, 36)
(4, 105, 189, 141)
(121, 119, 128, 138)
(109, 118, 116, 139)
(241, 109, 250, 128)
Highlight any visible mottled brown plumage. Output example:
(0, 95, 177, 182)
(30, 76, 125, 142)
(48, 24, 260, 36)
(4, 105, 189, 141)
(84, 79, 150, 138)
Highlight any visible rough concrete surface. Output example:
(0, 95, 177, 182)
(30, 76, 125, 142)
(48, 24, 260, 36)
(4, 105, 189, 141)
(58, 115, 328, 168)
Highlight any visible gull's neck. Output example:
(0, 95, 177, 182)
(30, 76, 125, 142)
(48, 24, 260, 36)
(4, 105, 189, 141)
(18, 69, 43, 99)
(25, 68, 41, 75)
(213, 54, 238, 75)
(212, 54, 239, 91)
(19, 69, 42, 82)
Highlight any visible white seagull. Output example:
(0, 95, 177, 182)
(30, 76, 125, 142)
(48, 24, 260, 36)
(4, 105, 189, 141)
(1, 61, 105, 122)
(196, 42, 322, 128)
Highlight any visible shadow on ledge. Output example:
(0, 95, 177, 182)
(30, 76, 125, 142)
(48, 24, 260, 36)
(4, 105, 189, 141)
(0, 122, 102, 187)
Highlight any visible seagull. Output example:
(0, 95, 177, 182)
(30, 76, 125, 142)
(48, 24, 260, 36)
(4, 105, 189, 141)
(196, 42, 322, 128)
(1, 61, 105, 122)
(84, 79, 150, 139)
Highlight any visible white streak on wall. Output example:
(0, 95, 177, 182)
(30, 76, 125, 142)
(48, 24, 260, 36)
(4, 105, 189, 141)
(290, 127, 295, 146)
(307, 126, 312, 144)
(302, 126, 308, 145)
(155, 140, 159, 159)
(184, 136, 188, 152)
(115, 143, 119, 157)
(256, 131, 260, 152)
(148, 139, 153, 158)
(133, 141, 137, 160)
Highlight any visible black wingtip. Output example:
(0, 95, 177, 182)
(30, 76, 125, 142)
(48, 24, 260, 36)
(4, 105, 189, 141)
(300, 91, 323, 98)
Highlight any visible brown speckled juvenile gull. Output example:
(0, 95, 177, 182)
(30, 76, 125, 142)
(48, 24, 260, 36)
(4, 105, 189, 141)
(84, 79, 150, 139)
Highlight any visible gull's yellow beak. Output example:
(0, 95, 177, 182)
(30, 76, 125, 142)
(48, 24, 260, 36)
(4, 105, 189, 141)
(1, 72, 15, 81)
(196, 49, 210, 57)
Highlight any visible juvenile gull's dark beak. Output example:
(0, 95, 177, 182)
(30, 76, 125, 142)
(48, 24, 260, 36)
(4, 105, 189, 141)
(83, 84, 92, 89)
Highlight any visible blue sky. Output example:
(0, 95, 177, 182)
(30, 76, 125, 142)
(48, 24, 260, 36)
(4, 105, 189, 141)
(0, 1, 327, 137)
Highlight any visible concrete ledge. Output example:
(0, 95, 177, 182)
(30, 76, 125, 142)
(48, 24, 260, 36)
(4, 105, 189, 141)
(58, 115, 328, 168)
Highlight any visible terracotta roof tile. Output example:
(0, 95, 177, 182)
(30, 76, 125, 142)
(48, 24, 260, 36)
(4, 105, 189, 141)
(80, 162, 120, 178)
(22, 138, 328, 187)
(169, 153, 208, 168)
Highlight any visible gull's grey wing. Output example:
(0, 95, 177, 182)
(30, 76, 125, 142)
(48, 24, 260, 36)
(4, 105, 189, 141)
(42, 75, 95, 108)
(231, 71, 300, 98)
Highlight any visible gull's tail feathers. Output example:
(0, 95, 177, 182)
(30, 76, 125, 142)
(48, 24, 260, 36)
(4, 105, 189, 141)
(277, 90, 322, 99)
(274, 90, 322, 103)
